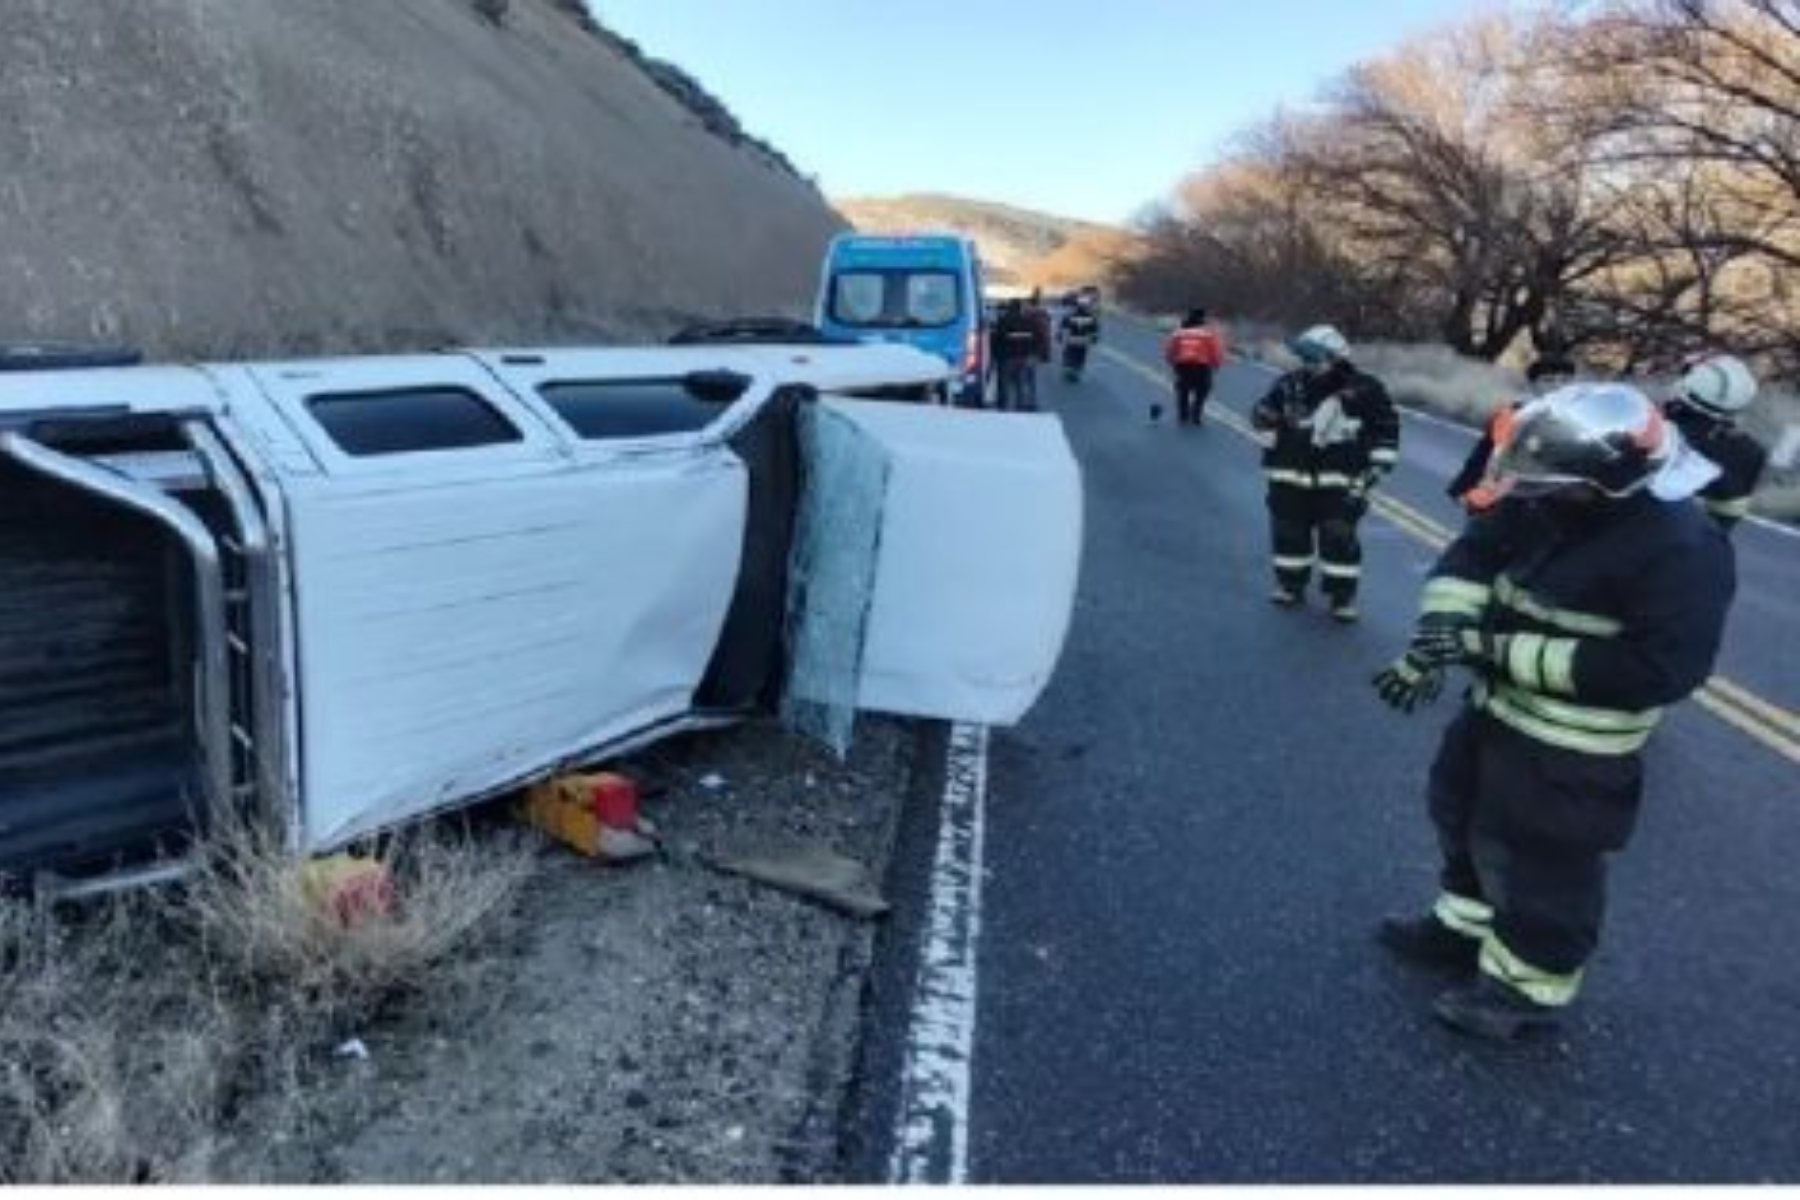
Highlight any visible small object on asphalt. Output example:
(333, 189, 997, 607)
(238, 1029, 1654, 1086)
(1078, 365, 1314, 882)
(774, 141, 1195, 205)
(299, 854, 396, 929)
(701, 840, 889, 919)
(333, 1038, 371, 1061)
(698, 772, 728, 791)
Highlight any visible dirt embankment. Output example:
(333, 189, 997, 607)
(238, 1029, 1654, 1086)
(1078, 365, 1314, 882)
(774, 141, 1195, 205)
(0, 0, 845, 359)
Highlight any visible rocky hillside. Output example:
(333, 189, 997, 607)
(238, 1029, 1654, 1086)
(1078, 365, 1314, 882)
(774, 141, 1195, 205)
(0, 0, 844, 360)
(835, 193, 1140, 290)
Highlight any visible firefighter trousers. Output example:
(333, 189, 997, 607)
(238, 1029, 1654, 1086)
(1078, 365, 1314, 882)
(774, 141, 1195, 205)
(1427, 707, 1644, 979)
(1266, 481, 1363, 602)
(1174, 365, 1214, 424)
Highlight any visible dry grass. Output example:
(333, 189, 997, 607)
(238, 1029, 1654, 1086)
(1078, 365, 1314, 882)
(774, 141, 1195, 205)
(0, 822, 536, 1183)
(186, 822, 537, 1029)
(0, 896, 236, 1183)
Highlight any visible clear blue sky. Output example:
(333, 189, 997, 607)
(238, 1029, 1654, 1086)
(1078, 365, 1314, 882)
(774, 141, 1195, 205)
(590, 0, 1495, 225)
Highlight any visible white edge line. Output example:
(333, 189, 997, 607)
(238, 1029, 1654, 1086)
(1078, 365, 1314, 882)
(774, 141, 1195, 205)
(888, 721, 989, 1186)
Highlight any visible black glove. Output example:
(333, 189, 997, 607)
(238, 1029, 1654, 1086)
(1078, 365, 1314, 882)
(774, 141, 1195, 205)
(1410, 618, 1497, 670)
(1344, 469, 1383, 520)
(1372, 651, 1444, 713)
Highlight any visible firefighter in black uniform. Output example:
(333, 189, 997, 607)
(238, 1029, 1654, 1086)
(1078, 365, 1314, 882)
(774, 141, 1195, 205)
(1372, 382, 1736, 1041)
(1250, 324, 1400, 622)
(1666, 353, 1768, 532)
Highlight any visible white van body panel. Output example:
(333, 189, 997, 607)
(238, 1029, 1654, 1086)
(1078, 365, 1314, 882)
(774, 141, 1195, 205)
(825, 401, 1083, 725)
(0, 340, 1082, 878)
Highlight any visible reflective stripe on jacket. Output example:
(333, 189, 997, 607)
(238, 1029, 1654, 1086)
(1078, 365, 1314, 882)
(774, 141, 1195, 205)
(1251, 364, 1400, 490)
(1421, 494, 1735, 756)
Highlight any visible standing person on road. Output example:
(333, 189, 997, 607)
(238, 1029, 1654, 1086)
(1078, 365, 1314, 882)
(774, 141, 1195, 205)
(1058, 295, 1101, 382)
(1161, 308, 1226, 426)
(1665, 353, 1768, 532)
(990, 299, 1041, 412)
(1249, 325, 1399, 621)
(1025, 289, 1053, 408)
(1372, 382, 1734, 1042)
(1447, 354, 1578, 513)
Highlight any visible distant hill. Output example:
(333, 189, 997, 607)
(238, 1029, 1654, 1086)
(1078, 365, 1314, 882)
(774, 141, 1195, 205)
(834, 193, 1141, 290)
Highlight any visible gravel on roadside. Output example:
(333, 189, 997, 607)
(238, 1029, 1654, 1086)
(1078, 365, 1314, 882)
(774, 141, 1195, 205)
(214, 715, 921, 1184)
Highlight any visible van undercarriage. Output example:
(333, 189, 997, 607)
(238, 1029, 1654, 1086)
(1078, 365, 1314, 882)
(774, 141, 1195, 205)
(0, 416, 273, 892)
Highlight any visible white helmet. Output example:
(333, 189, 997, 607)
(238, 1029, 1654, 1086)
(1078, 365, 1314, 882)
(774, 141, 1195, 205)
(1676, 354, 1758, 418)
(1289, 324, 1350, 365)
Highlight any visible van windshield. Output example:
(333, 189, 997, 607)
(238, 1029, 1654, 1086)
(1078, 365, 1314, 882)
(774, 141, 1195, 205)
(828, 270, 961, 329)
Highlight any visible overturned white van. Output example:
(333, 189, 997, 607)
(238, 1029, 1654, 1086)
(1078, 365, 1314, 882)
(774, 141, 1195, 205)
(0, 342, 1081, 892)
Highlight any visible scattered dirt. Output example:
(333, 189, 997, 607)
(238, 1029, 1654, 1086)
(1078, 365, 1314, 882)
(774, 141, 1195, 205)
(212, 716, 917, 1184)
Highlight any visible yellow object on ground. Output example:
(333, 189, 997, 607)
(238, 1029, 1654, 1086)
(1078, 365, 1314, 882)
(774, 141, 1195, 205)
(519, 773, 655, 862)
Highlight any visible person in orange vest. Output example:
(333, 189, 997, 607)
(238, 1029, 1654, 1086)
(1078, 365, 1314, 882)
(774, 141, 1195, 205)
(1160, 308, 1227, 425)
(1447, 355, 1578, 514)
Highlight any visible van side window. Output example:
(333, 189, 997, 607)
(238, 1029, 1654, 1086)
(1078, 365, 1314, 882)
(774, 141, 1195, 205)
(539, 379, 736, 439)
(305, 387, 523, 457)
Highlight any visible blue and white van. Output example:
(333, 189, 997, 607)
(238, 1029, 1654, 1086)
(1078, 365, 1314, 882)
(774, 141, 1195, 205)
(815, 233, 989, 406)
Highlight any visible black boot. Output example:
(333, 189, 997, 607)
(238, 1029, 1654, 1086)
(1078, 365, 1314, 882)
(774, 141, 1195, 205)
(1376, 915, 1479, 972)
(1433, 975, 1564, 1042)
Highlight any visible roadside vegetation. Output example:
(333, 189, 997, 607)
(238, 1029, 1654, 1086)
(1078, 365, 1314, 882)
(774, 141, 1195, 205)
(0, 824, 534, 1183)
(1115, 0, 1800, 520)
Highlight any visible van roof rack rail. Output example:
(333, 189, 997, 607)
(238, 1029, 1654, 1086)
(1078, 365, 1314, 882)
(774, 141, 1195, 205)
(0, 342, 144, 372)
(667, 318, 851, 347)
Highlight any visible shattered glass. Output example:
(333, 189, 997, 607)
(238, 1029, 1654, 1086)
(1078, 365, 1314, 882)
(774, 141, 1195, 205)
(781, 402, 891, 757)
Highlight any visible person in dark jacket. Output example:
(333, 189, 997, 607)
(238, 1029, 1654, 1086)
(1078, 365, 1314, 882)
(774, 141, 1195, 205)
(1058, 297, 1101, 381)
(1665, 353, 1768, 531)
(1447, 354, 1578, 512)
(989, 299, 1041, 412)
(1249, 324, 1400, 621)
(1372, 382, 1735, 1041)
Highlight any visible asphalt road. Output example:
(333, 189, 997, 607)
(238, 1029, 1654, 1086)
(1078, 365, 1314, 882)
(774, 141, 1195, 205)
(938, 316, 1800, 1183)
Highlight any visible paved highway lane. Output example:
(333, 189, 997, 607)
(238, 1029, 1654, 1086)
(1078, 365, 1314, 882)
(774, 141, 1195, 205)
(1099, 314, 1800, 737)
(945, 325, 1800, 1182)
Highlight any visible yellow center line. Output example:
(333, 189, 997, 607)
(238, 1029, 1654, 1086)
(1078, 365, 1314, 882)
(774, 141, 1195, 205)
(1705, 675, 1800, 740)
(1096, 344, 1800, 765)
(1692, 689, 1800, 762)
